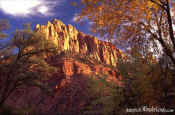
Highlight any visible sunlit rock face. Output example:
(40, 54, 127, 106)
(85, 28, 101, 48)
(4, 19, 125, 115)
(6, 58, 123, 115)
(35, 18, 124, 67)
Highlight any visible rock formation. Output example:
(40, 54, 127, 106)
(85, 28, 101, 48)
(6, 57, 122, 115)
(4, 19, 125, 115)
(35, 18, 124, 67)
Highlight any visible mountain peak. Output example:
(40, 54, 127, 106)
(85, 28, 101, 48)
(5, 19, 124, 114)
(35, 19, 124, 66)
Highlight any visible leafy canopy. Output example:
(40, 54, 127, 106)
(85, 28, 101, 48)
(79, 0, 175, 66)
(0, 22, 57, 107)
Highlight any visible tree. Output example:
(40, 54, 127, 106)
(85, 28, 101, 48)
(0, 23, 58, 107)
(0, 19, 9, 39)
(79, 0, 175, 66)
(82, 46, 175, 114)
(0, 19, 9, 54)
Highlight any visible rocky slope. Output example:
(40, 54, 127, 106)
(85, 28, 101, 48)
(5, 19, 124, 115)
(35, 18, 124, 67)
(6, 57, 122, 114)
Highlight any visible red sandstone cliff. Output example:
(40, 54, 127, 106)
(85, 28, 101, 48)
(4, 19, 124, 115)
(35, 18, 124, 67)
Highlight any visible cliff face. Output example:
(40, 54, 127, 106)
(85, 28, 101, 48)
(6, 57, 122, 115)
(4, 19, 124, 115)
(35, 19, 123, 67)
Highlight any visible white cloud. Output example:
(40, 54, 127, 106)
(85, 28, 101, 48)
(72, 13, 81, 22)
(0, 0, 62, 17)
(72, 13, 93, 25)
(72, 13, 91, 23)
(37, 5, 49, 15)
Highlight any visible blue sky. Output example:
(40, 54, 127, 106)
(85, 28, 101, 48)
(0, 0, 92, 39)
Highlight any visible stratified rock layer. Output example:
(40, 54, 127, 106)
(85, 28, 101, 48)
(35, 18, 124, 67)
(4, 19, 125, 115)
